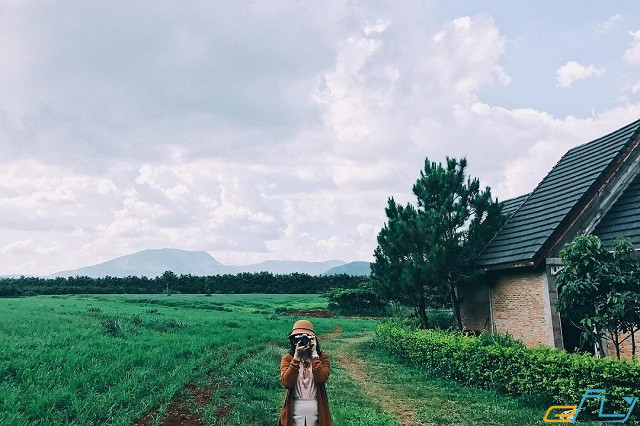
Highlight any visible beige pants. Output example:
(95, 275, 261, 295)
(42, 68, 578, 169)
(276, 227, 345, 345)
(293, 398, 318, 426)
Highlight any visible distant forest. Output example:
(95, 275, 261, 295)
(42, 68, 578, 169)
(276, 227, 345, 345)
(0, 272, 366, 297)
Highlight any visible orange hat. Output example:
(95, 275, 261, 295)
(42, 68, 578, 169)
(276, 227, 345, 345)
(289, 320, 314, 336)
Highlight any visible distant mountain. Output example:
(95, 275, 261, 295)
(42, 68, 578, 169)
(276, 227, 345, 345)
(234, 260, 345, 276)
(49, 249, 349, 278)
(321, 261, 371, 276)
(51, 248, 231, 278)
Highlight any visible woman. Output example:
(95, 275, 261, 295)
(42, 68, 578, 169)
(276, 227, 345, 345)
(279, 320, 331, 426)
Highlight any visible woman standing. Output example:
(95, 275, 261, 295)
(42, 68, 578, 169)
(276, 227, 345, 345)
(279, 320, 331, 426)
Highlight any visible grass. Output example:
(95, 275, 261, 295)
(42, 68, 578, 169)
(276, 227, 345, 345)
(0, 294, 375, 425)
(0, 294, 606, 425)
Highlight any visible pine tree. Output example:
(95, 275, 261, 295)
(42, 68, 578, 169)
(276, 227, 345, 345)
(372, 157, 505, 329)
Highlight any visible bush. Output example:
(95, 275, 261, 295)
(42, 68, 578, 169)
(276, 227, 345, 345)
(145, 318, 185, 332)
(166, 318, 184, 329)
(386, 311, 455, 330)
(427, 309, 455, 330)
(326, 281, 389, 316)
(101, 317, 127, 336)
(376, 322, 640, 414)
(131, 314, 143, 325)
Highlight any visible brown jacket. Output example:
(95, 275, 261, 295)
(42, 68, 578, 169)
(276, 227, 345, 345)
(279, 352, 331, 426)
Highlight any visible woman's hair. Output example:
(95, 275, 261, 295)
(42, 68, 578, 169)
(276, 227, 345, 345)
(288, 334, 322, 356)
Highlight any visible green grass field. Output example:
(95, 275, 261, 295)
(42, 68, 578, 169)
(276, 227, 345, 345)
(0, 294, 577, 425)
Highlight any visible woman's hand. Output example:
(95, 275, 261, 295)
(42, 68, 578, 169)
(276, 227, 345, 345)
(293, 340, 309, 361)
(309, 335, 318, 357)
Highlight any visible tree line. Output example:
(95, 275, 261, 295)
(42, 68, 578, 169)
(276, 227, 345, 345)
(0, 271, 366, 297)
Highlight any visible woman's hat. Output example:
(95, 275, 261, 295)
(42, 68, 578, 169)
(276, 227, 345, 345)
(289, 320, 314, 337)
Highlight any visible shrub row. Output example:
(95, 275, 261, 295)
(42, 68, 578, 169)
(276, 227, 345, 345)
(376, 322, 640, 413)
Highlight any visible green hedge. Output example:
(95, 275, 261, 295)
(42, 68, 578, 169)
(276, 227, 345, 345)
(326, 281, 389, 316)
(376, 322, 640, 413)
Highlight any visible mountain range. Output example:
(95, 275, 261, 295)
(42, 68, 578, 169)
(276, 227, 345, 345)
(48, 248, 370, 278)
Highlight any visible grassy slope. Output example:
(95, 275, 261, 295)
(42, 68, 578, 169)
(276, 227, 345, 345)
(0, 294, 590, 425)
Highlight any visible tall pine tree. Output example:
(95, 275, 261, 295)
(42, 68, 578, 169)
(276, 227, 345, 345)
(372, 157, 505, 329)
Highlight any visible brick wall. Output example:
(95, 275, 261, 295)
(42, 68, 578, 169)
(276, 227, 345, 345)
(459, 283, 491, 332)
(490, 269, 555, 347)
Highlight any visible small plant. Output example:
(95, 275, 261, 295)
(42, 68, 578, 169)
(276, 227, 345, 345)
(101, 317, 127, 336)
(146, 308, 159, 314)
(87, 307, 102, 313)
(167, 318, 184, 329)
(476, 330, 524, 348)
(131, 314, 143, 325)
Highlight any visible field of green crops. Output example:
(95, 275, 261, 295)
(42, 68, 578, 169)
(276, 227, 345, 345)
(0, 294, 561, 425)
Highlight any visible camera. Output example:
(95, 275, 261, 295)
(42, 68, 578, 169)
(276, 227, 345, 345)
(293, 334, 311, 346)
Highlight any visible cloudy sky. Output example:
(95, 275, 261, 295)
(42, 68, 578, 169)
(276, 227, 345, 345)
(2, 1, 640, 275)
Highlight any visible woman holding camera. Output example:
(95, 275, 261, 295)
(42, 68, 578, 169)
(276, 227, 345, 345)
(279, 320, 332, 426)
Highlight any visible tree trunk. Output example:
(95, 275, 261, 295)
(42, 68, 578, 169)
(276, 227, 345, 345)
(594, 326, 605, 358)
(449, 278, 463, 331)
(631, 327, 636, 361)
(417, 291, 429, 329)
(613, 331, 621, 360)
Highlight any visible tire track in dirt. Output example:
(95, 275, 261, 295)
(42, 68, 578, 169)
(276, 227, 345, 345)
(135, 373, 218, 426)
(334, 334, 420, 426)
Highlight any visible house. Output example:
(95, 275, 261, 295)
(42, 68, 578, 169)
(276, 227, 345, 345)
(460, 118, 640, 359)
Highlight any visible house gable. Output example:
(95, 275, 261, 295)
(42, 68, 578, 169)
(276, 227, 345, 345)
(593, 172, 640, 248)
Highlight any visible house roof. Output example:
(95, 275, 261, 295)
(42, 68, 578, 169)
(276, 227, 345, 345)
(500, 193, 529, 217)
(478, 118, 640, 268)
(593, 172, 640, 248)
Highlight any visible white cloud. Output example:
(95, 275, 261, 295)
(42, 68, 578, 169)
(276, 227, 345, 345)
(1, 239, 33, 254)
(429, 16, 511, 96)
(556, 61, 605, 87)
(596, 14, 622, 33)
(357, 223, 380, 239)
(316, 236, 348, 250)
(624, 29, 640, 64)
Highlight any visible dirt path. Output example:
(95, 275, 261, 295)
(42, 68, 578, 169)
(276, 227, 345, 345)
(320, 324, 342, 341)
(135, 374, 219, 426)
(334, 333, 420, 426)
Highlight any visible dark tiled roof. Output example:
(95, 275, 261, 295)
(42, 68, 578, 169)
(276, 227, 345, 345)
(501, 193, 529, 217)
(593, 172, 640, 248)
(478, 118, 640, 267)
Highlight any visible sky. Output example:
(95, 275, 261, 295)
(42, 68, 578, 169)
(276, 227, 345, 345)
(1, 1, 640, 276)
